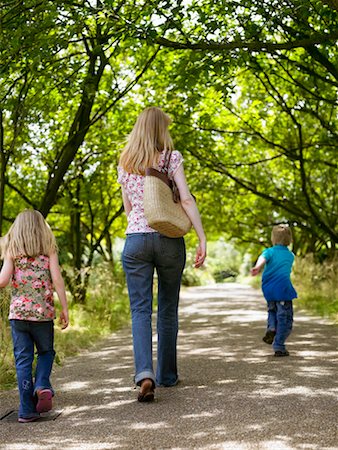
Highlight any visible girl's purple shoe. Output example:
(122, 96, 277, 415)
(36, 389, 53, 413)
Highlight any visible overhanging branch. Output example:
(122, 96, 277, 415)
(156, 30, 338, 53)
(320, 0, 338, 11)
(6, 180, 38, 208)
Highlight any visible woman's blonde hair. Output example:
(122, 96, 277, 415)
(119, 106, 174, 175)
(271, 224, 292, 246)
(0, 209, 57, 259)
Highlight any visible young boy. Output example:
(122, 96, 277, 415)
(251, 225, 297, 357)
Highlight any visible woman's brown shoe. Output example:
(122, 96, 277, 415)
(137, 378, 155, 402)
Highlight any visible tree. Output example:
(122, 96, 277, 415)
(0, 0, 337, 304)
(0, 0, 159, 298)
(122, 0, 338, 255)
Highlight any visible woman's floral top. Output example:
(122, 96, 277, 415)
(9, 255, 55, 321)
(118, 150, 183, 234)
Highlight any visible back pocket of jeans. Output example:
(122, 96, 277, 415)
(159, 236, 185, 259)
(123, 235, 146, 259)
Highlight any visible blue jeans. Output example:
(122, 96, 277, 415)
(267, 301, 293, 351)
(10, 320, 55, 418)
(122, 233, 186, 387)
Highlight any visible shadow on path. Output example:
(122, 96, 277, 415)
(0, 283, 337, 449)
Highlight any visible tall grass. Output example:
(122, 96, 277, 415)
(0, 263, 130, 390)
(293, 254, 338, 321)
(0, 288, 16, 389)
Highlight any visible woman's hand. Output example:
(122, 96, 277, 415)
(59, 309, 69, 329)
(194, 241, 206, 268)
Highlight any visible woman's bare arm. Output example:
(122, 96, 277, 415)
(173, 164, 206, 268)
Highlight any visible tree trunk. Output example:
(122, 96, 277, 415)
(0, 110, 7, 236)
(39, 51, 107, 217)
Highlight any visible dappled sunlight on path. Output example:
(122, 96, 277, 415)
(1, 283, 337, 449)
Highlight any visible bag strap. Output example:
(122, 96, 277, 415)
(163, 150, 181, 203)
(145, 168, 172, 188)
(162, 150, 172, 174)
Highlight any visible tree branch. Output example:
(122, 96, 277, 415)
(6, 180, 38, 208)
(320, 0, 338, 11)
(155, 30, 338, 53)
(89, 46, 161, 126)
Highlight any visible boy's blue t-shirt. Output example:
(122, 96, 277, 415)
(261, 245, 297, 302)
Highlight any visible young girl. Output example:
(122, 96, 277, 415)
(0, 209, 69, 422)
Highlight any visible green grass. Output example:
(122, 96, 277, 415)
(293, 254, 338, 321)
(0, 288, 16, 389)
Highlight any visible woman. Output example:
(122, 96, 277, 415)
(118, 106, 206, 402)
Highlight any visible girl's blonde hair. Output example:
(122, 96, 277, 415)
(119, 106, 174, 175)
(0, 210, 57, 259)
(271, 224, 292, 246)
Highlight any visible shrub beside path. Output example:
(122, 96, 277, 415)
(0, 283, 337, 450)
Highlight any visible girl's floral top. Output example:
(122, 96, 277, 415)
(118, 150, 184, 234)
(9, 255, 55, 321)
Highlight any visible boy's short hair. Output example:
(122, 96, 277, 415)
(271, 224, 292, 246)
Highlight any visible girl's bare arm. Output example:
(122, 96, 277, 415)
(49, 252, 69, 329)
(0, 257, 14, 288)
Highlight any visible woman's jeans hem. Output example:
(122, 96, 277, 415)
(156, 377, 179, 388)
(135, 371, 156, 386)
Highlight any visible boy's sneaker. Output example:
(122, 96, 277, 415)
(274, 350, 289, 357)
(36, 389, 53, 413)
(262, 330, 276, 345)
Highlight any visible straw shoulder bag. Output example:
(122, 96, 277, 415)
(143, 151, 192, 238)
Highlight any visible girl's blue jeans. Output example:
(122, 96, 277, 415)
(10, 320, 55, 418)
(122, 233, 186, 387)
(267, 301, 293, 351)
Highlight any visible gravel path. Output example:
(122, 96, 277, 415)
(0, 283, 337, 450)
